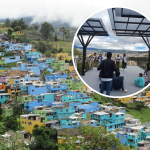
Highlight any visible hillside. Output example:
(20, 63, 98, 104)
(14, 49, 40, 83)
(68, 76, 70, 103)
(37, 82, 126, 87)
(92, 93, 150, 123)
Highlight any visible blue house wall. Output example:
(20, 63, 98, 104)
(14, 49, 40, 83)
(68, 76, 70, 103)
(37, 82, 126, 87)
(5, 55, 23, 64)
(24, 75, 40, 81)
(46, 84, 67, 93)
(0, 94, 10, 104)
(0, 52, 4, 56)
(92, 112, 125, 131)
(28, 85, 47, 95)
(24, 100, 51, 112)
(53, 107, 75, 119)
(45, 73, 68, 82)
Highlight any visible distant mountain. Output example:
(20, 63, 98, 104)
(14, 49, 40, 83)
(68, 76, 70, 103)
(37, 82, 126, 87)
(74, 45, 148, 53)
(0, 17, 71, 27)
(74, 45, 100, 51)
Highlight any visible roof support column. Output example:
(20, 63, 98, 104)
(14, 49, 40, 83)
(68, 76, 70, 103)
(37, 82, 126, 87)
(77, 34, 95, 76)
(140, 32, 150, 63)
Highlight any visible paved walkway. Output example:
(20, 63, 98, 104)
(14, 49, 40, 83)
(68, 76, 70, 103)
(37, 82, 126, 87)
(81, 66, 148, 97)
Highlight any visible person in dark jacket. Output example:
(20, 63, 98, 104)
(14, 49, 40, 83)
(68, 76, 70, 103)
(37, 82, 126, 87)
(111, 71, 127, 93)
(97, 52, 117, 95)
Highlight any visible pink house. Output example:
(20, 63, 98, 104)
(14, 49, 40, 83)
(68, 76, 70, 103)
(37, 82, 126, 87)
(0, 77, 8, 83)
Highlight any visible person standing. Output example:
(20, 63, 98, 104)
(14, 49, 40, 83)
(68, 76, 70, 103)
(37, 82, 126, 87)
(115, 54, 120, 68)
(122, 54, 127, 71)
(97, 54, 103, 66)
(90, 53, 96, 70)
(97, 52, 117, 95)
(103, 54, 107, 60)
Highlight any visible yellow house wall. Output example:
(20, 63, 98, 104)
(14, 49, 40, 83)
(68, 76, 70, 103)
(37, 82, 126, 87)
(9, 79, 15, 85)
(69, 66, 74, 72)
(117, 97, 133, 103)
(146, 91, 150, 97)
(20, 116, 44, 134)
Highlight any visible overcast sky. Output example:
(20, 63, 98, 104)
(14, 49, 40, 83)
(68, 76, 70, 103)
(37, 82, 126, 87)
(74, 9, 149, 51)
(0, 0, 150, 51)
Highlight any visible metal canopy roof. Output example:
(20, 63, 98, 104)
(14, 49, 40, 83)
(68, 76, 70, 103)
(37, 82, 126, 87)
(77, 18, 109, 36)
(77, 18, 109, 76)
(108, 8, 150, 63)
(108, 8, 150, 37)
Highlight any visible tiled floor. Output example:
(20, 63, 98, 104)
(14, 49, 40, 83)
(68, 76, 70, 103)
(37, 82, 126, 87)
(81, 66, 148, 97)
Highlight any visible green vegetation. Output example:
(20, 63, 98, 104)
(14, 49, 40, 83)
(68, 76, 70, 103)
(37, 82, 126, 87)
(92, 93, 150, 123)
(40, 22, 54, 40)
(0, 131, 28, 150)
(58, 123, 130, 150)
(126, 108, 150, 123)
(29, 125, 58, 150)
(128, 57, 148, 69)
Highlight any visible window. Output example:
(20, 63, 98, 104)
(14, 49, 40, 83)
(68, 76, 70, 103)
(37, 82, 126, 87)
(60, 110, 63, 112)
(116, 115, 119, 117)
(121, 114, 124, 116)
(116, 120, 118, 122)
(28, 122, 32, 125)
(32, 90, 34, 92)
(22, 121, 24, 124)
(120, 119, 123, 122)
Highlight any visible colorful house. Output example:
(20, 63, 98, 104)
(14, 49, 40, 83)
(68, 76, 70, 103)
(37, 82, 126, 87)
(25, 51, 41, 63)
(20, 114, 44, 134)
(45, 72, 68, 82)
(72, 79, 84, 93)
(62, 77, 74, 91)
(118, 126, 150, 147)
(0, 52, 4, 56)
(60, 113, 86, 129)
(0, 93, 11, 104)
(55, 53, 72, 61)
(117, 96, 134, 103)
(28, 85, 47, 95)
(69, 66, 74, 72)
(15, 31, 24, 35)
(92, 111, 125, 131)
(51, 60, 65, 71)
(53, 106, 75, 119)
(22, 43, 32, 51)
(5, 55, 23, 64)
(33, 106, 57, 122)
(45, 81, 67, 93)
(11, 63, 40, 75)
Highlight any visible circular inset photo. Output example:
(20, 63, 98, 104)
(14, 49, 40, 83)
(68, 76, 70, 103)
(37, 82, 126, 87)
(73, 7, 150, 97)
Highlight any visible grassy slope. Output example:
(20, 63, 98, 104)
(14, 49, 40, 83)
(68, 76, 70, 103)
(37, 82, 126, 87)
(126, 108, 150, 123)
(92, 93, 150, 123)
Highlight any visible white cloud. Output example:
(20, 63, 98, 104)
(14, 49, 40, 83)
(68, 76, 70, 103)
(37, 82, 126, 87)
(0, 0, 150, 27)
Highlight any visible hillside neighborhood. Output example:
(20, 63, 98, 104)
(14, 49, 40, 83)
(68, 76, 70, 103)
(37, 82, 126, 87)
(0, 33, 150, 150)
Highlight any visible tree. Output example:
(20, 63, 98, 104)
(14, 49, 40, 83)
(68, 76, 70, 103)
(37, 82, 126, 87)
(37, 41, 47, 53)
(65, 28, 70, 40)
(7, 28, 13, 40)
(5, 18, 10, 27)
(33, 24, 39, 31)
(59, 26, 67, 41)
(58, 123, 129, 150)
(54, 32, 58, 41)
(11, 18, 28, 30)
(14, 26, 22, 32)
(40, 22, 54, 40)
(0, 131, 28, 150)
(11, 20, 19, 28)
(29, 125, 58, 150)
